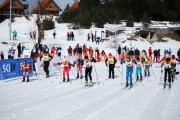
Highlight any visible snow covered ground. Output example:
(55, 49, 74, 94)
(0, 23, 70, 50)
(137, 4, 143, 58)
(0, 16, 180, 120)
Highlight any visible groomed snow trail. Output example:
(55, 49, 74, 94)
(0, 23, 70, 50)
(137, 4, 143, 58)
(0, 63, 180, 120)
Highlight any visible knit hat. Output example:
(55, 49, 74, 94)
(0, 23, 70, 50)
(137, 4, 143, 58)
(109, 53, 112, 56)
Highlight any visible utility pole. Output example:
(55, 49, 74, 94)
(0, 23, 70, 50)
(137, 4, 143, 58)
(9, 0, 12, 40)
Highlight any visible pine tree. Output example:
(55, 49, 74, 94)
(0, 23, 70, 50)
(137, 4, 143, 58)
(126, 13, 134, 27)
(141, 11, 151, 30)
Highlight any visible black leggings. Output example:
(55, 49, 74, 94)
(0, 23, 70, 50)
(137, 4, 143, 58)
(109, 65, 115, 78)
(164, 69, 171, 84)
(44, 61, 50, 76)
(85, 67, 92, 81)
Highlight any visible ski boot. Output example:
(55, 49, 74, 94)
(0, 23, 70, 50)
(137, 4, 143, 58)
(163, 83, 166, 89)
(22, 76, 25, 82)
(46, 74, 49, 78)
(136, 76, 139, 81)
(85, 81, 88, 86)
(67, 78, 70, 82)
(140, 75, 142, 82)
(80, 75, 83, 79)
(90, 80, 93, 86)
(63, 78, 65, 82)
(112, 76, 115, 79)
(27, 76, 29, 82)
(108, 76, 111, 79)
(125, 82, 129, 88)
(130, 82, 133, 88)
(76, 73, 79, 79)
(169, 83, 171, 89)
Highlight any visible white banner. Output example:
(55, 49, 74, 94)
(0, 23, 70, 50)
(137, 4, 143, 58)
(36, 56, 61, 74)
(36, 56, 76, 74)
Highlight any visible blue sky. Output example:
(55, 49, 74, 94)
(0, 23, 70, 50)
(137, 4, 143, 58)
(0, 0, 74, 12)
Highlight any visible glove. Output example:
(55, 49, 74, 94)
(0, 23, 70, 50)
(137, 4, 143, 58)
(161, 70, 163, 73)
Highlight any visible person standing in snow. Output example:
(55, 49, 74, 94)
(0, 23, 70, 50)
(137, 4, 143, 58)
(161, 58, 173, 88)
(117, 45, 121, 60)
(10, 47, 15, 59)
(121, 55, 134, 87)
(153, 49, 158, 63)
(41, 31, 45, 39)
(91, 32, 94, 42)
(40, 52, 53, 78)
(73, 58, 84, 79)
(105, 53, 117, 79)
(21, 61, 32, 82)
(177, 48, 180, 60)
(67, 46, 73, 56)
(134, 57, 143, 81)
(12, 30, 17, 40)
(142, 55, 151, 77)
(83, 56, 94, 86)
(0, 51, 4, 60)
(157, 49, 161, 62)
(8, 48, 11, 59)
(33, 31, 36, 40)
(17, 43, 22, 58)
(171, 55, 180, 82)
(87, 33, 90, 41)
(58, 59, 72, 82)
(148, 47, 152, 61)
(53, 30, 56, 39)
(96, 37, 100, 44)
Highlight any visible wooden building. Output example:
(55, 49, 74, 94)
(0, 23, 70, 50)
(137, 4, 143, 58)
(0, 0, 28, 15)
(32, 0, 61, 16)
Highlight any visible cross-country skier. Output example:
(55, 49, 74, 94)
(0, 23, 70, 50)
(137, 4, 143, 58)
(83, 56, 96, 86)
(134, 57, 143, 81)
(161, 57, 173, 88)
(58, 59, 72, 82)
(40, 52, 53, 78)
(21, 61, 32, 82)
(105, 53, 117, 79)
(171, 55, 180, 82)
(142, 55, 151, 77)
(121, 55, 134, 87)
(73, 58, 84, 79)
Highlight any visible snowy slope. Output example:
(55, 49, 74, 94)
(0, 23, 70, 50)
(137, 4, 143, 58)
(0, 16, 180, 120)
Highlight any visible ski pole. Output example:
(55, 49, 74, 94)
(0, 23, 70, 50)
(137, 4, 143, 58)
(54, 65, 63, 81)
(121, 64, 123, 85)
(93, 62, 100, 86)
(116, 67, 121, 74)
(150, 66, 156, 78)
(160, 68, 163, 85)
(70, 68, 76, 79)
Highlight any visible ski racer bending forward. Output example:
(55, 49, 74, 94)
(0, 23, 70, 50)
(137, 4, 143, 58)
(22, 61, 32, 82)
(59, 60, 72, 82)
(121, 55, 134, 87)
